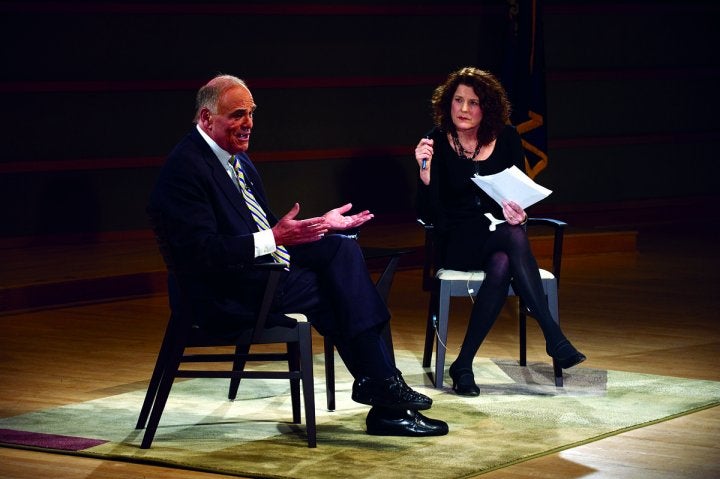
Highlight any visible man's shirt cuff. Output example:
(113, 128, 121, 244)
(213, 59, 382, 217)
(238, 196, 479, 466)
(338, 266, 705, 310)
(254, 229, 277, 257)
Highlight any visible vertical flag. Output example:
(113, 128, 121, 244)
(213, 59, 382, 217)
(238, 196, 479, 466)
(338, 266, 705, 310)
(502, 0, 549, 179)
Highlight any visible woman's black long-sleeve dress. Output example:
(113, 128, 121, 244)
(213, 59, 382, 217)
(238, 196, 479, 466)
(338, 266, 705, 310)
(416, 124, 524, 270)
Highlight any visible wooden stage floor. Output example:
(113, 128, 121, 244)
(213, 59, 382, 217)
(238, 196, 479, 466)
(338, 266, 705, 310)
(1, 221, 719, 478)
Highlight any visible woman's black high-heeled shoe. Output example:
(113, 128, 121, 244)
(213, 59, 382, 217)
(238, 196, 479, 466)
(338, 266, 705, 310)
(547, 339, 586, 369)
(448, 362, 480, 396)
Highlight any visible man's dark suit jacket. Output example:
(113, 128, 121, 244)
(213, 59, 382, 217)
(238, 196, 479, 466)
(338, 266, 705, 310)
(148, 128, 388, 338)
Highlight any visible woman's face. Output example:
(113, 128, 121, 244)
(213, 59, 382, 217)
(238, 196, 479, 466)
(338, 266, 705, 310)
(450, 84, 482, 133)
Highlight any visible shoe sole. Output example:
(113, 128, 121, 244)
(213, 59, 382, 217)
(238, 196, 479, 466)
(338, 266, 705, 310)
(352, 397, 432, 411)
(366, 427, 448, 437)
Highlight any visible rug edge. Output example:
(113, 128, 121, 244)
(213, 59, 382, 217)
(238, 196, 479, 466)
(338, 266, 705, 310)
(464, 401, 720, 478)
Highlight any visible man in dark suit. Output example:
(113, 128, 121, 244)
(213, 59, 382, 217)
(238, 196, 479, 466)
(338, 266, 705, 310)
(148, 74, 447, 437)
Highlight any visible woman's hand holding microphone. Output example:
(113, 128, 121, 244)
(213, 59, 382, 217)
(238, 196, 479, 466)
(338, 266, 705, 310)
(415, 137, 434, 185)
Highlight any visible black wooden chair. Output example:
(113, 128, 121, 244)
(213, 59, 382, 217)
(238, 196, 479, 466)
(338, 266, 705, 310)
(418, 217, 567, 388)
(137, 218, 411, 448)
(136, 214, 321, 448)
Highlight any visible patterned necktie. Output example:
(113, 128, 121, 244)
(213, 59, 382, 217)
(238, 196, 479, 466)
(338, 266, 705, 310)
(229, 156, 291, 267)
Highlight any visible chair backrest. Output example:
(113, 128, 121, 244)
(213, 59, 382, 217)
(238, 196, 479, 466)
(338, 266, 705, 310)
(417, 219, 439, 293)
(146, 211, 285, 343)
(526, 218, 567, 287)
(147, 211, 178, 274)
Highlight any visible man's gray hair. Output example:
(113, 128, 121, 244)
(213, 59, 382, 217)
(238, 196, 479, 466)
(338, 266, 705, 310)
(194, 74, 247, 122)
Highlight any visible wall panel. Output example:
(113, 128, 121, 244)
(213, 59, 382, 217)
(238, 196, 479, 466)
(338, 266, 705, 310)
(1, 1, 718, 241)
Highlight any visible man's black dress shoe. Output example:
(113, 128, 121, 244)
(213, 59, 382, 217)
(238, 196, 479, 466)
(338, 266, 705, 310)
(547, 339, 587, 369)
(352, 374, 432, 410)
(448, 362, 480, 396)
(366, 407, 449, 437)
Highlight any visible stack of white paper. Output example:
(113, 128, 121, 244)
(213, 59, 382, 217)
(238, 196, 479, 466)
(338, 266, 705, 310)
(471, 165, 552, 209)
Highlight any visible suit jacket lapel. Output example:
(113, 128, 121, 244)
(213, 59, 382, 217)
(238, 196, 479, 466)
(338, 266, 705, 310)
(188, 129, 275, 228)
(192, 132, 256, 228)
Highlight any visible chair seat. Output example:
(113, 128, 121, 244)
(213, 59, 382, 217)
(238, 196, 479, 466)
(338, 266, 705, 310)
(284, 313, 308, 322)
(435, 268, 556, 298)
(437, 268, 555, 281)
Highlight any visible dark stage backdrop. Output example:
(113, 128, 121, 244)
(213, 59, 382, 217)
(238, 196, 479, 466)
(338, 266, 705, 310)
(1, 1, 719, 241)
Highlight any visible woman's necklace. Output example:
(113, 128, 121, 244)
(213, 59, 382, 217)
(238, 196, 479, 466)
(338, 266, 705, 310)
(451, 133, 482, 161)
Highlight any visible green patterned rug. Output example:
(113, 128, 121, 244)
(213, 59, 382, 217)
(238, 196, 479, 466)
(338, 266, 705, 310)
(1, 351, 719, 479)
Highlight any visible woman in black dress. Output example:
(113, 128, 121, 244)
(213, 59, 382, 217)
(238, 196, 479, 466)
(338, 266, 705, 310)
(415, 67, 585, 396)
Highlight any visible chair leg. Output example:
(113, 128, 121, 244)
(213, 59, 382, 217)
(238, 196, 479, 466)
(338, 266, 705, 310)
(323, 336, 336, 411)
(434, 284, 451, 388)
(372, 256, 397, 363)
(140, 338, 186, 449)
(287, 342, 301, 424)
(374, 254, 400, 304)
(545, 281, 564, 387)
(228, 343, 251, 400)
(136, 315, 174, 429)
(553, 359, 563, 387)
(379, 321, 396, 366)
(422, 290, 439, 368)
(518, 303, 527, 367)
(298, 323, 317, 448)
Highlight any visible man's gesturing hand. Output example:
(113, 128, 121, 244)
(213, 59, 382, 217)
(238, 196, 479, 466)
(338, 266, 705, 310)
(272, 203, 330, 246)
(323, 203, 374, 231)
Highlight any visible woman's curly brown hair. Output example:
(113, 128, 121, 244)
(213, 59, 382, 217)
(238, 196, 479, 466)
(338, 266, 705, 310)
(431, 67, 511, 146)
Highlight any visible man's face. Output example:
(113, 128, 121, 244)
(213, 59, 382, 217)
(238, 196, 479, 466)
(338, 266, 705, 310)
(204, 84, 256, 154)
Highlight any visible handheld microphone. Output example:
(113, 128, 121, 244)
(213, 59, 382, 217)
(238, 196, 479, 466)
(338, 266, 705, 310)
(421, 126, 438, 170)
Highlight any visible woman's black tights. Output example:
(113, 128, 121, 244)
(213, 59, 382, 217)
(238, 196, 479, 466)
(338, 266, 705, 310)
(454, 225, 567, 370)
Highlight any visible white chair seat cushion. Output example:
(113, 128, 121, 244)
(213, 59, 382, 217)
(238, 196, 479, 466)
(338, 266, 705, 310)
(436, 268, 554, 280)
